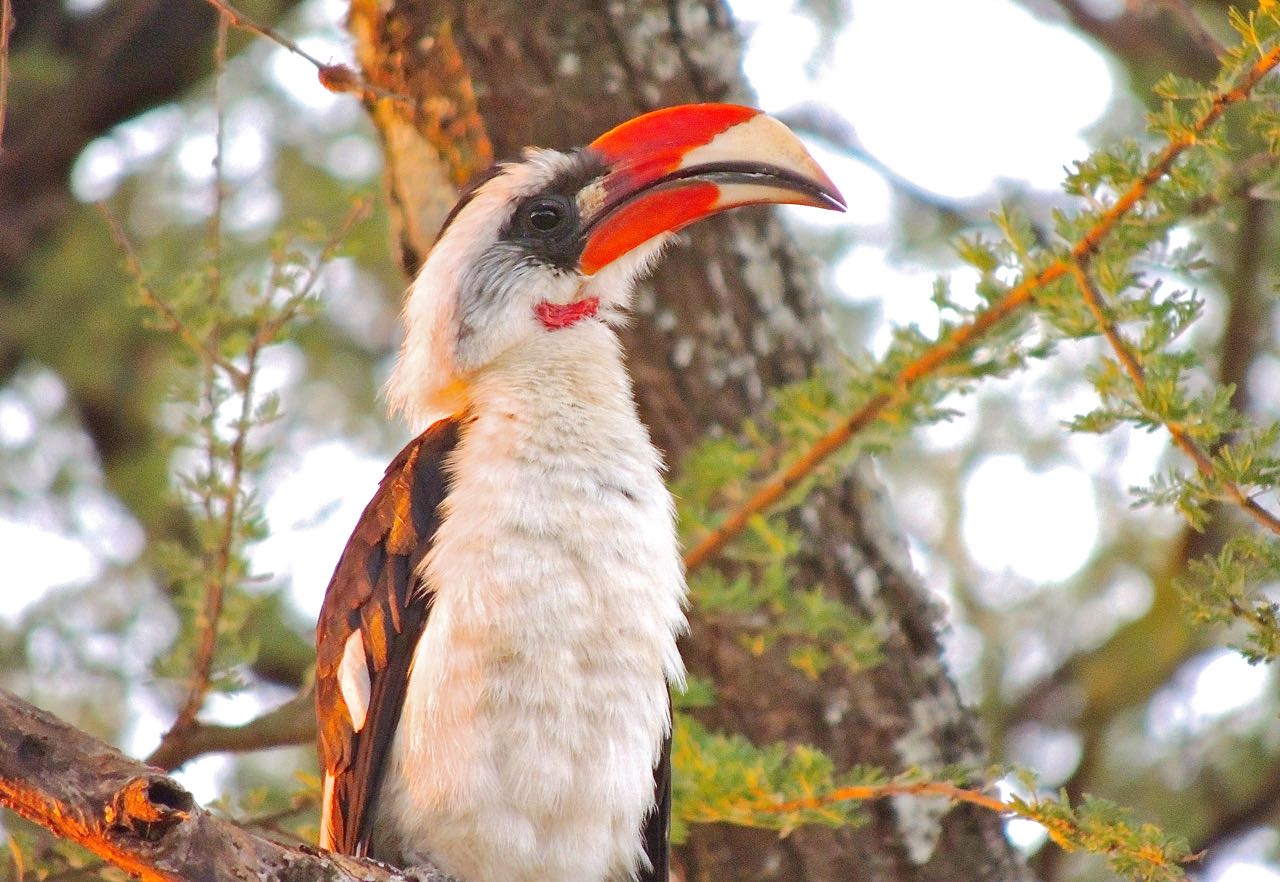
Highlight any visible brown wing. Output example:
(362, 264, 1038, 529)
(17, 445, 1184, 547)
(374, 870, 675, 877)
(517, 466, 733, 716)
(315, 418, 462, 856)
(639, 695, 673, 882)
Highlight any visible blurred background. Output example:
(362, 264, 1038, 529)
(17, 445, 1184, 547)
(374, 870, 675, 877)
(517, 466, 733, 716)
(1, 1, 1277, 880)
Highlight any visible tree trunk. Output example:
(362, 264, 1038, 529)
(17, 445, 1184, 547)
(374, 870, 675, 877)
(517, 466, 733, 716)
(349, 3, 1032, 881)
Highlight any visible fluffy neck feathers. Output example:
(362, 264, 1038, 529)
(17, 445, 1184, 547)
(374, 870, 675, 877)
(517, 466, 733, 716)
(464, 320, 634, 423)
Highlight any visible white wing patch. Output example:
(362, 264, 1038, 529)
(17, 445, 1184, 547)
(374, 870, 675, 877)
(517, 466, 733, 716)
(320, 771, 337, 850)
(338, 630, 371, 732)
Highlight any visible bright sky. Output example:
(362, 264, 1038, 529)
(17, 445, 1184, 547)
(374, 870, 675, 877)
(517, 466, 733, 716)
(0, 0, 1271, 870)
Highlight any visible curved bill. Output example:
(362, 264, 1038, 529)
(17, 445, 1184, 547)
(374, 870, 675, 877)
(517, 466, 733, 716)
(577, 104, 846, 274)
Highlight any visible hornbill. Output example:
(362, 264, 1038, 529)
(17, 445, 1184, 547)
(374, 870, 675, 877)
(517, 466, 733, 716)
(314, 104, 844, 882)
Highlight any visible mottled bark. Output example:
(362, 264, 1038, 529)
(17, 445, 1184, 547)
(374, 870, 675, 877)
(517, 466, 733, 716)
(0, 688, 444, 882)
(350, 3, 1031, 881)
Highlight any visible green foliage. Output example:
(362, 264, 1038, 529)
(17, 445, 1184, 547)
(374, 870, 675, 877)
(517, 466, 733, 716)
(139, 218, 355, 697)
(1180, 533, 1280, 662)
(688, 561, 882, 678)
(671, 715, 865, 840)
(671, 724, 1195, 882)
(665, 4, 1280, 878)
(673, 374, 884, 679)
(1042, 3, 1280, 675)
(17, 3, 1280, 881)
(1012, 790, 1193, 882)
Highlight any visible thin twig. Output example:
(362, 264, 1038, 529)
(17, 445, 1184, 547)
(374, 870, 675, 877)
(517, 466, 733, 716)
(145, 195, 371, 769)
(208, 12, 228, 302)
(199, 10, 230, 529)
(682, 262, 1055, 572)
(683, 40, 1280, 573)
(756, 778, 1008, 818)
(254, 196, 372, 347)
(149, 17, 238, 766)
(96, 203, 249, 387)
(147, 336, 260, 769)
(1069, 261, 1280, 534)
(743, 779, 1181, 871)
(243, 796, 319, 845)
(0, 0, 12, 156)
(200, 0, 410, 107)
(6, 831, 23, 882)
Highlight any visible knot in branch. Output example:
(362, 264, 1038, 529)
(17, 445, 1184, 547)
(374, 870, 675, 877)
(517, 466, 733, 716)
(106, 775, 194, 841)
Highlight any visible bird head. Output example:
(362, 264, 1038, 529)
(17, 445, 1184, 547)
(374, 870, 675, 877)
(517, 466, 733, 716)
(386, 103, 845, 425)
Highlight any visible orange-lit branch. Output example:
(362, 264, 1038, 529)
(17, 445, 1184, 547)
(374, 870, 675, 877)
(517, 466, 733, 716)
(765, 778, 1009, 817)
(1069, 262, 1280, 536)
(0, 689, 425, 882)
(751, 779, 1176, 870)
(683, 41, 1280, 573)
(682, 263, 1059, 571)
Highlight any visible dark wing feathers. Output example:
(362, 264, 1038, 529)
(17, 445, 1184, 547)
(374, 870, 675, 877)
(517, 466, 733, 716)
(315, 415, 672, 879)
(640, 698, 673, 882)
(315, 418, 461, 856)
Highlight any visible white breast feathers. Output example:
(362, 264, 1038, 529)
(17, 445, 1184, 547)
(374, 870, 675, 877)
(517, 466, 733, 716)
(375, 322, 687, 882)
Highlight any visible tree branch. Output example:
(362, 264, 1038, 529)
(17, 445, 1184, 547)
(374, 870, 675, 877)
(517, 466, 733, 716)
(146, 687, 316, 772)
(0, 689, 449, 882)
(753, 780, 1183, 875)
(682, 37, 1280, 572)
(148, 11, 238, 772)
(0, 0, 12, 155)
(1069, 259, 1280, 535)
(200, 0, 407, 106)
(999, 159, 1280, 753)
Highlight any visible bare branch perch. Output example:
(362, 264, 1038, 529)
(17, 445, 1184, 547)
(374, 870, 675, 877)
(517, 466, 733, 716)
(0, 688, 446, 882)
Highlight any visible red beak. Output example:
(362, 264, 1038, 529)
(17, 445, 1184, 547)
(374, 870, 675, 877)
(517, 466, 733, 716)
(577, 104, 845, 275)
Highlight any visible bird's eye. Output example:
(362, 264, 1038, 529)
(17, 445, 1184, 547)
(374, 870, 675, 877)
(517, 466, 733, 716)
(529, 204, 562, 231)
(521, 196, 573, 237)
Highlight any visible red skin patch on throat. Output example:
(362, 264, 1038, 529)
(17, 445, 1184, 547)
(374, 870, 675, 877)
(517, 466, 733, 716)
(536, 297, 600, 330)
